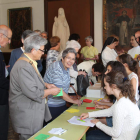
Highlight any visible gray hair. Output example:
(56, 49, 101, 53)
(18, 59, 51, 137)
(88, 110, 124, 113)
(41, 31, 48, 36)
(62, 48, 77, 59)
(85, 36, 93, 43)
(24, 32, 47, 53)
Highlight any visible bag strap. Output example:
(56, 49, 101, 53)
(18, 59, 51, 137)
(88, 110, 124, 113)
(18, 57, 45, 84)
(70, 85, 81, 99)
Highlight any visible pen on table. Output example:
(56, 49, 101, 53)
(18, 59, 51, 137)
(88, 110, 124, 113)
(97, 98, 102, 101)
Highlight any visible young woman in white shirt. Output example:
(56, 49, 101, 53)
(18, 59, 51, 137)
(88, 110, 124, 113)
(81, 71, 140, 140)
(118, 54, 139, 105)
(128, 35, 140, 59)
(101, 37, 119, 67)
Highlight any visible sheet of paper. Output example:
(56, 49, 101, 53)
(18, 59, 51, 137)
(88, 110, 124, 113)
(68, 116, 95, 127)
(48, 136, 65, 140)
(48, 128, 67, 135)
(53, 88, 63, 97)
(34, 134, 49, 140)
(66, 108, 79, 113)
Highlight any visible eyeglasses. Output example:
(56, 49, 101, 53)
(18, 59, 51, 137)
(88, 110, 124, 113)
(3, 34, 11, 41)
(38, 49, 45, 53)
(65, 56, 75, 61)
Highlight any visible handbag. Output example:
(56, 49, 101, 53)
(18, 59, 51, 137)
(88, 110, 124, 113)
(77, 70, 89, 96)
(17, 57, 52, 122)
(66, 84, 81, 107)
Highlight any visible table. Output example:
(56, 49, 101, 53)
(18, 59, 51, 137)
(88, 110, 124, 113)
(28, 97, 100, 140)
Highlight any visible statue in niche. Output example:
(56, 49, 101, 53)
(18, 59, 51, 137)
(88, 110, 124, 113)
(52, 8, 70, 52)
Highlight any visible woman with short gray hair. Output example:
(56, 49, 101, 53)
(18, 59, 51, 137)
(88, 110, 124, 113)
(9, 33, 61, 140)
(44, 48, 82, 121)
(80, 36, 99, 62)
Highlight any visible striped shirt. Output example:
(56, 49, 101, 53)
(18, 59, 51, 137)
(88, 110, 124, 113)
(44, 60, 70, 107)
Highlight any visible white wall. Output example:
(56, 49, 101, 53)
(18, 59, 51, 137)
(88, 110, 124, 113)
(94, 0, 103, 53)
(0, 0, 44, 52)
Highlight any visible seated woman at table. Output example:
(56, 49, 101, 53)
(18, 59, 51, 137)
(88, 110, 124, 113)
(81, 71, 140, 140)
(44, 48, 82, 121)
(118, 54, 139, 106)
(46, 36, 60, 69)
(128, 35, 140, 59)
(94, 61, 128, 110)
(80, 36, 98, 62)
(101, 37, 118, 67)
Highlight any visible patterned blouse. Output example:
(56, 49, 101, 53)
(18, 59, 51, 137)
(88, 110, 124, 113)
(46, 50, 59, 69)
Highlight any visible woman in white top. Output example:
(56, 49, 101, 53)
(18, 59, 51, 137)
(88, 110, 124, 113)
(101, 37, 119, 67)
(128, 35, 140, 58)
(81, 71, 140, 140)
(118, 54, 139, 104)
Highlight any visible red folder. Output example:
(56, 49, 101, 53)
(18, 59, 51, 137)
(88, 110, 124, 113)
(83, 99, 92, 103)
(86, 107, 95, 110)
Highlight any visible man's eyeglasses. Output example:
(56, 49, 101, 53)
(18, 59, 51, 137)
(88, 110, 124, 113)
(3, 34, 11, 41)
(39, 49, 45, 53)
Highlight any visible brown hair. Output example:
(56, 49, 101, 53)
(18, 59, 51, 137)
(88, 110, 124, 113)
(50, 36, 60, 47)
(105, 71, 136, 103)
(118, 53, 138, 75)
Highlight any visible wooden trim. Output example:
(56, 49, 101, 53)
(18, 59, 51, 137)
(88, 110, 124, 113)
(90, 0, 94, 45)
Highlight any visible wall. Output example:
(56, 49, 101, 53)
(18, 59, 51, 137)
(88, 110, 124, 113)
(0, 0, 44, 52)
(0, 0, 103, 52)
(94, 0, 103, 53)
(47, 0, 91, 50)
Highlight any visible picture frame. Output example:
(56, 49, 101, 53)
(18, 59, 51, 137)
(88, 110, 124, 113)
(103, 0, 140, 50)
(8, 7, 32, 49)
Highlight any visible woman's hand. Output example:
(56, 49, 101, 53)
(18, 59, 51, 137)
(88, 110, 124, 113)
(45, 83, 56, 89)
(95, 104, 105, 109)
(90, 119, 99, 124)
(50, 87, 61, 96)
(74, 100, 82, 106)
(80, 113, 89, 120)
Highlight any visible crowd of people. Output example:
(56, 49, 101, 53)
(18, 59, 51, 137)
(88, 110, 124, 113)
(0, 24, 140, 140)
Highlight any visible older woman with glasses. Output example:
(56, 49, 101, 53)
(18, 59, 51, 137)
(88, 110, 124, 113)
(9, 33, 61, 140)
(44, 48, 82, 121)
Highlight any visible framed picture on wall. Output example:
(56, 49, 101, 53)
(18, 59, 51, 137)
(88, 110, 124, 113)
(103, 0, 140, 51)
(8, 7, 32, 49)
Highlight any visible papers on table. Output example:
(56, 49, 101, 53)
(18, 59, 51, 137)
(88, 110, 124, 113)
(53, 88, 63, 97)
(48, 136, 65, 140)
(68, 116, 95, 127)
(48, 128, 67, 135)
(34, 134, 49, 140)
(66, 108, 79, 113)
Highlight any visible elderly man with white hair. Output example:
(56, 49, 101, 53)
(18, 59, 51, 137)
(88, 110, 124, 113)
(9, 33, 60, 140)
(0, 25, 12, 140)
(80, 36, 99, 62)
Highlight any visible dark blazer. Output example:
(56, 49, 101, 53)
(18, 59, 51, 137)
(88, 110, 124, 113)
(0, 52, 9, 105)
(8, 48, 43, 73)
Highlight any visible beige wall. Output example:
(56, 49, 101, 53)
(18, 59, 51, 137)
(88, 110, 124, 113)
(0, 0, 103, 52)
(94, 0, 103, 53)
(0, 0, 44, 52)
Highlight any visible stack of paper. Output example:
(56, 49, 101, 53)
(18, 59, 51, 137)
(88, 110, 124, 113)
(48, 136, 65, 140)
(66, 108, 79, 113)
(67, 116, 95, 127)
(48, 128, 67, 135)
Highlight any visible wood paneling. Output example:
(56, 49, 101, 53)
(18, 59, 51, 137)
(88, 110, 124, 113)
(44, 0, 94, 49)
